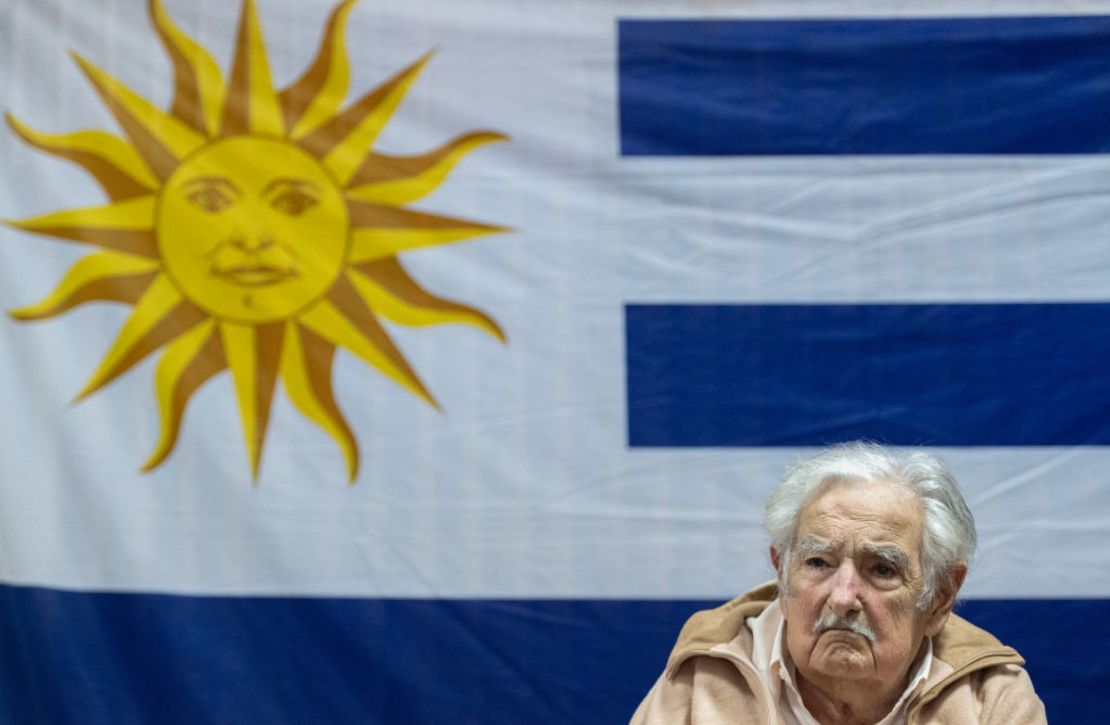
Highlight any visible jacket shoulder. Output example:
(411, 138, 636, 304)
(664, 582, 777, 677)
(933, 611, 1023, 671)
(912, 612, 1045, 723)
(633, 653, 771, 724)
(913, 662, 1047, 724)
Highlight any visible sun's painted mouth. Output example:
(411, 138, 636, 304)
(212, 264, 296, 287)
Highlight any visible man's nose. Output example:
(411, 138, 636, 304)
(827, 563, 863, 616)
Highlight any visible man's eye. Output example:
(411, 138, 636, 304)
(804, 557, 829, 569)
(187, 186, 234, 213)
(872, 563, 897, 579)
(271, 189, 318, 217)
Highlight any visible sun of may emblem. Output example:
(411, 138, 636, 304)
(4, 0, 508, 482)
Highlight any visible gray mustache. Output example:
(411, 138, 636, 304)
(813, 614, 876, 643)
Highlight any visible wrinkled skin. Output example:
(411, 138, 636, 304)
(771, 479, 966, 724)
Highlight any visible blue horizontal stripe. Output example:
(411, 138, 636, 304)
(626, 303, 1110, 447)
(0, 584, 1101, 723)
(618, 16, 1110, 155)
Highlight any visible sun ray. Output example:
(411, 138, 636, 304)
(347, 200, 507, 263)
(300, 51, 433, 186)
(281, 321, 358, 481)
(303, 277, 438, 407)
(149, 0, 226, 136)
(6, 0, 507, 480)
(143, 319, 225, 471)
(280, 0, 357, 140)
(10, 251, 159, 320)
(220, 320, 284, 479)
(5, 197, 159, 258)
(77, 275, 207, 400)
(346, 131, 507, 205)
(220, 0, 284, 137)
(6, 114, 158, 201)
(71, 53, 205, 181)
(347, 263, 505, 342)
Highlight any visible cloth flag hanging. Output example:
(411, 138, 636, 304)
(0, 1, 1107, 722)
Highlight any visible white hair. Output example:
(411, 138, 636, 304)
(764, 441, 976, 610)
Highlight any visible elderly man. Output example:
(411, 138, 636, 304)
(631, 442, 1045, 724)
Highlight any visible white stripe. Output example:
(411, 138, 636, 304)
(0, 0, 1106, 598)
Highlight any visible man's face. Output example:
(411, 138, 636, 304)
(776, 479, 945, 693)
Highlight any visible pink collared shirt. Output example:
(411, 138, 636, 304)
(746, 599, 932, 725)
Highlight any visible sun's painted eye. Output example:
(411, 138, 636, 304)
(264, 179, 321, 217)
(270, 189, 318, 217)
(181, 177, 240, 214)
(187, 186, 235, 213)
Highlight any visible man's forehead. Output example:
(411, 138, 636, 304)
(796, 534, 911, 562)
(794, 483, 924, 555)
(796, 508, 918, 540)
(800, 481, 922, 529)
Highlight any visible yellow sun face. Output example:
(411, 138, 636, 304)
(4, 0, 509, 482)
(158, 137, 350, 322)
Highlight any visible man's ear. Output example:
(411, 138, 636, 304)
(924, 563, 968, 637)
(770, 546, 782, 575)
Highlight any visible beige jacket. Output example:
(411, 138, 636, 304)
(631, 583, 1046, 724)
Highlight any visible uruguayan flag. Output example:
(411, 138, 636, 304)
(0, 0, 1104, 722)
